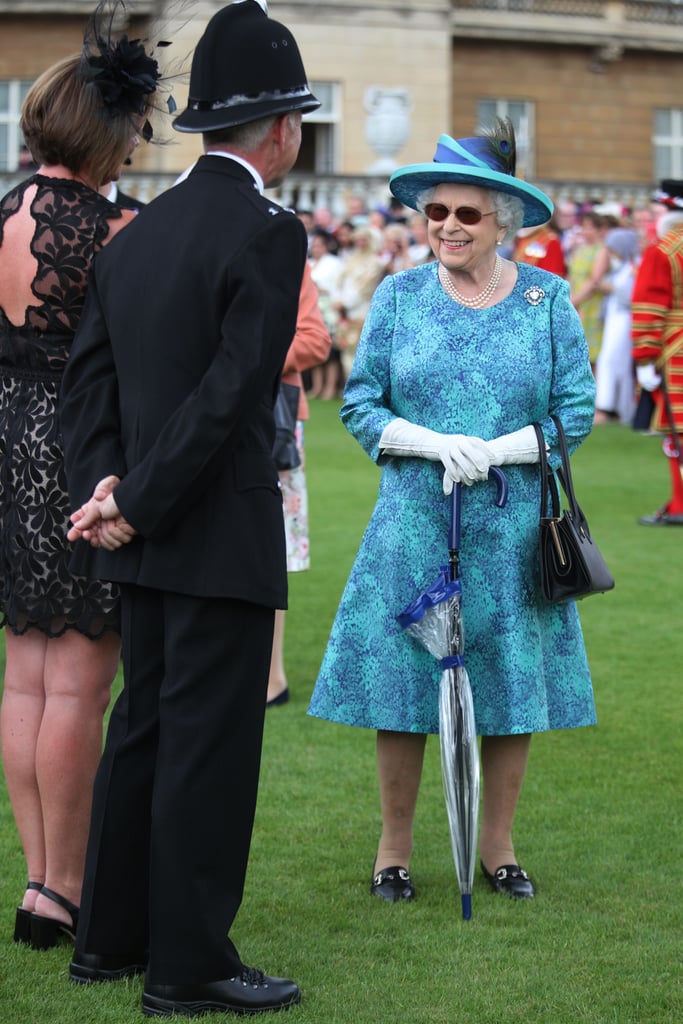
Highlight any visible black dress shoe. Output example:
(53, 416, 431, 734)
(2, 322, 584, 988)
(142, 967, 301, 1017)
(70, 950, 148, 984)
(370, 865, 415, 902)
(481, 861, 535, 899)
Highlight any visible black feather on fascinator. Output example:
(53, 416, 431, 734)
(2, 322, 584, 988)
(81, 0, 177, 141)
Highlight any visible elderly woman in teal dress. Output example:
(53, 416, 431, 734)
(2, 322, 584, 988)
(308, 120, 597, 903)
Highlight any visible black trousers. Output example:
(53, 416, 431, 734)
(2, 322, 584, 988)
(75, 585, 274, 984)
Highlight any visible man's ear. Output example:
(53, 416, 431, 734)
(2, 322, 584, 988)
(273, 114, 290, 148)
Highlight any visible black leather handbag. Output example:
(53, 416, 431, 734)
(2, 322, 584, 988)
(533, 416, 614, 603)
(272, 382, 301, 471)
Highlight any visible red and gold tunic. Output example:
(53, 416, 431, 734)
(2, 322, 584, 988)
(512, 226, 566, 277)
(632, 228, 683, 431)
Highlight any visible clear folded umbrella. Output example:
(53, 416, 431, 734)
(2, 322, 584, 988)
(397, 468, 508, 920)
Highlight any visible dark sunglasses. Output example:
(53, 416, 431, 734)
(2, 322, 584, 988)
(423, 203, 496, 226)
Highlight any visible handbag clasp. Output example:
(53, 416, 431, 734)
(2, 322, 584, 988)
(549, 519, 567, 566)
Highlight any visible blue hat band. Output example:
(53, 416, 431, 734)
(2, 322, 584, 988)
(434, 137, 504, 174)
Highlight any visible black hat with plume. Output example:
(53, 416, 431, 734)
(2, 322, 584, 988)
(653, 180, 683, 209)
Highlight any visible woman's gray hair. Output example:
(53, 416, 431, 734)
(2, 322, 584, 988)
(415, 185, 525, 243)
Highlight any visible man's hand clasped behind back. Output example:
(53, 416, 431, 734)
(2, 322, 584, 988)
(67, 475, 137, 550)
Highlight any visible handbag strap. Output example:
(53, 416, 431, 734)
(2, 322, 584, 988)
(551, 415, 590, 535)
(533, 422, 560, 519)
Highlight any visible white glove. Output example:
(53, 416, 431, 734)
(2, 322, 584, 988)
(636, 364, 662, 392)
(488, 425, 541, 465)
(379, 418, 494, 493)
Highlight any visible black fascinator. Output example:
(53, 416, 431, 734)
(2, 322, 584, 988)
(81, 0, 177, 142)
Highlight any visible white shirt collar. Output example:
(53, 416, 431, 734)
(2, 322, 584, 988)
(204, 150, 264, 194)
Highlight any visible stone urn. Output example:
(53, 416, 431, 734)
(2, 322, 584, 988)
(364, 87, 411, 174)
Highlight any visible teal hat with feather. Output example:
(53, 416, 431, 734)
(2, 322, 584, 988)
(389, 118, 553, 228)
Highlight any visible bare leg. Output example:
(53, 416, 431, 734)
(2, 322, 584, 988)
(266, 609, 288, 703)
(34, 630, 120, 921)
(320, 358, 341, 400)
(375, 730, 427, 872)
(478, 733, 531, 872)
(1, 631, 48, 910)
(2, 628, 120, 924)
(307, 365, 323, 398)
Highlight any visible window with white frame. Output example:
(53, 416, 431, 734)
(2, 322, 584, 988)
(297, 81, 340, 174)
(0, 80, 32, 172)
(476, 99, 535, 179)
(653, 108, 683, 180)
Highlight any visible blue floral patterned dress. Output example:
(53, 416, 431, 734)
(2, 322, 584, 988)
(308, 261, 597, 736)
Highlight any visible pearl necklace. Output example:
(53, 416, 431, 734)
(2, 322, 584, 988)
(439, 255, 503, 309)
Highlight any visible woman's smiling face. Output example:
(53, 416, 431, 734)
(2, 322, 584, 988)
(426, 183, 501, 274)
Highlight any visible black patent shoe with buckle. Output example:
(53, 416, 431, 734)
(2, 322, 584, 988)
(481, 861, 535, 899)
(370, 865, 416, 902)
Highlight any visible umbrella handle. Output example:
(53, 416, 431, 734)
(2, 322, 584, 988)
(448, 467, 509, 552)
(489, 465, 509, 507)
(449, 483, 463, 555)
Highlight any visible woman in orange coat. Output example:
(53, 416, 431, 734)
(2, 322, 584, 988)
(267, 262, 332, 702)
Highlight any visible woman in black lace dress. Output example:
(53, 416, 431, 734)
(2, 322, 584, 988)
(0, 21, 160, 949)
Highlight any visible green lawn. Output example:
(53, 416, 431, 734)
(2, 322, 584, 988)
(0, 402, 681, 1023)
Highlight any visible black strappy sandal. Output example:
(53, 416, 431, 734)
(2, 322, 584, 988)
(13, 881, 43, 943)
(30, 887, 80, 949)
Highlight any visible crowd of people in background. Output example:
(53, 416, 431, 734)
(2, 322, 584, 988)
(296, 190, 667, 423)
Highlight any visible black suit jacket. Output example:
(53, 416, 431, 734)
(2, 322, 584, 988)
(60, 156, 307, 609)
